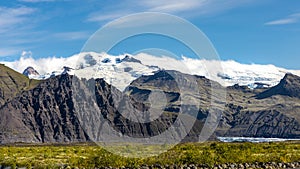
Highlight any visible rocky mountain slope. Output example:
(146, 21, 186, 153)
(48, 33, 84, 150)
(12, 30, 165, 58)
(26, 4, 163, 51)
(0, 73, 89, 143)
(0, 66, 205, 143)
(0, 64, 40, 106)
(0, 64, 299, 143)
(256, 73, 300, 99)
(127, 70, 300, 139)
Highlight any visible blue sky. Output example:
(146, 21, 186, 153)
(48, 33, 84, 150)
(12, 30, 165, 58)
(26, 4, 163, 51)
(0, 0, 300, 69)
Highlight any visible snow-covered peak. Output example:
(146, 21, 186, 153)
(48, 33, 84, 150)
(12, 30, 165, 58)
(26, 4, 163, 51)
(133, 54, 300, 89)
(74, 52, 159, 90)
(73, 52, 300, 90)
(23, 66, 40, 77)
(22, 66, 75, 80)
(3, 52, 300, 91)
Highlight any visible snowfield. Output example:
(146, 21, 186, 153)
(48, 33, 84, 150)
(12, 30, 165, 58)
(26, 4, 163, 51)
(2, 52, 300, 91)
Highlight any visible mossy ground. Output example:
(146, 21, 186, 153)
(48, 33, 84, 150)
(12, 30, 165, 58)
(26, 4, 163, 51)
(0, 141, 299, 168)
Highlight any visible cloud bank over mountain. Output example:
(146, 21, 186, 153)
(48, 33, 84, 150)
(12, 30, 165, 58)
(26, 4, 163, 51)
(2, 52, 300, 88)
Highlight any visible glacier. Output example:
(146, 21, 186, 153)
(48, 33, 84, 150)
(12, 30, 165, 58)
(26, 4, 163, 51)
(1, 52, 300, 91)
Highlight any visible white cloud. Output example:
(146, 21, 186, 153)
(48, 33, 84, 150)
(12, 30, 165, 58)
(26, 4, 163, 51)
(87, 12, 129, 22)
(106, 12, 177, 29)
(265, 18, 297, 25)
(0, 6, 37, 57)
(140, 0, 208, 13)
(54, 31, 91, 41)
(19, 0, 57, 2)
(0, 48, 21, 56)
(87, 0, 254, 23)
(265, 13, 300, 25)
(132, 53, 300, 86)
(1, 51, 80, 74)
(2, 52, 300, 88)
(0, 6, 35, 31)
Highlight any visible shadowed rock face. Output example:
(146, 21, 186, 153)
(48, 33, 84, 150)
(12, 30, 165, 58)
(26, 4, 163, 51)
(93, 71, 206, 142)
(256, 73, 300, 99)
(0, 64, 300, 143)
(222, 108, 300, 138)
(220, 73, 300, 138)
(127, 71, 300, 139)
(0, 68, 205, 143)
(0, 74, 89, 143)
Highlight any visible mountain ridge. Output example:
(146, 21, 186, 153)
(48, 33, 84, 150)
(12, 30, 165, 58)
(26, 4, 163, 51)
(256, 73, 300, 99)
(0, 64, 300, 143)
(0, 64, 41, 107)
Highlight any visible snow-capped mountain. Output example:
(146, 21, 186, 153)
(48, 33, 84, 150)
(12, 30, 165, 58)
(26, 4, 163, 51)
(74, 52, 300, 90)
(4, 52, 300, 91)
(74, 53, 159, 90)
(132, 53, 300, 89)
(23, 66, 40, 79)
(22, 66, 74, 80)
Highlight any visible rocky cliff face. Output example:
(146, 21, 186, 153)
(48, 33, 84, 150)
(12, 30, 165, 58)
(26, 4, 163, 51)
(256, 73, 300, 99)
(219, 73, 300, 138)
(0, 74, 89, 143)
(0, 69, 205, 143)
(222, 107, 300, 138)
(0, 65, 300, 143)
(127, 71, 300, 139)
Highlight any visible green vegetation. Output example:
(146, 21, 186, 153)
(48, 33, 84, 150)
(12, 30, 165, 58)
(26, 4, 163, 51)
(0, 142, 299, 168)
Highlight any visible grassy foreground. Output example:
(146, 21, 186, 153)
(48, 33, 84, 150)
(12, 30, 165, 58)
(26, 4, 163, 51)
(0, 141, 299, 168)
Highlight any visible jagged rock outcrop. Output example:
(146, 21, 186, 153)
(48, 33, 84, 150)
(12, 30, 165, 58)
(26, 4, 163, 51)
(0, 74, 89, 143)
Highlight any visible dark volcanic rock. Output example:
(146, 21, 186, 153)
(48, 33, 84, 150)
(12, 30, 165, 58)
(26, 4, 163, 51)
(0, 74, 89, 143)
(224, 109, 300, 138)
(121, 55, 142, 64)
(93, 76, 205, 142)
(256, 73, 300, 99)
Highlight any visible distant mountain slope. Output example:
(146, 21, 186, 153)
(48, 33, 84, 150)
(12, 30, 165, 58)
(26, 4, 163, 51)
(127, 70, 300, 139)
(0, 64, 41, 106)
(256, 73, 300, 99)
(23, 66, 40, 77)
(220, 74, 300, 138)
